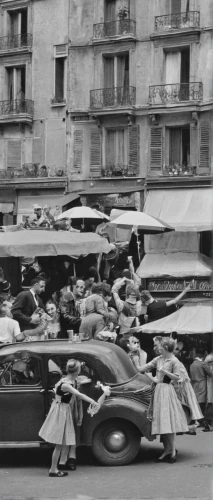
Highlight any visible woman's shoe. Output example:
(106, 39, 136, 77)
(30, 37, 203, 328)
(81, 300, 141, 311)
(66, 458, 76, 471)
(49, 471, 68, 477)
(168, 450, 178, 464)
(155, 453, 171, 463)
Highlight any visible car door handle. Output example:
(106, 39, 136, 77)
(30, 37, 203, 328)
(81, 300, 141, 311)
(48, 389, 55, 394)
(40, 389, 45, 393)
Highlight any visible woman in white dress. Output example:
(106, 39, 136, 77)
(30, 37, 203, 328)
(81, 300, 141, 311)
(139, 337, 188, 463)
(39, 359, 99, 477)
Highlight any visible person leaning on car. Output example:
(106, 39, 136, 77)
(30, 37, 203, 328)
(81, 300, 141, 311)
(11, 276, 45, 332)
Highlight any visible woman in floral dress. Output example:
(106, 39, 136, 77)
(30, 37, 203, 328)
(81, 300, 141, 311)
(140, 337, 189, 463)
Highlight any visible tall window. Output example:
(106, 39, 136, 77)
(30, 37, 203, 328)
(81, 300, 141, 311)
(8, 8, 28, 45)
(165, 47, 190, 100)
(171, 0, 182, 14)
(104, 54, 129, 88)
(105, 128, 128, 168)
(54, 45, 67, 103)
(169, 126, 190, 166)
(7, 66, 26, 100)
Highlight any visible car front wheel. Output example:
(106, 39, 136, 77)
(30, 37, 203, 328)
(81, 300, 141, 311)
(91, 419, 141, 466)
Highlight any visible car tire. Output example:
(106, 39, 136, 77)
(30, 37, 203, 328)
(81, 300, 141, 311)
(91, 418, 141, 466)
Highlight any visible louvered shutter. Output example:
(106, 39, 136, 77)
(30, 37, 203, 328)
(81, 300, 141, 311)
(199, 120, 210, 174)
(7, 140, 22, 170)
(190, 123, 198, 169)
(73, 130, 83, 173)
(150, 128, 162, 170)
(90, 128, 102, 177)
(128, 125, 139, 175)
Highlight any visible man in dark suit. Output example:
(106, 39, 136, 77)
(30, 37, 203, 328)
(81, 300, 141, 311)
(11, 277, 46, 332)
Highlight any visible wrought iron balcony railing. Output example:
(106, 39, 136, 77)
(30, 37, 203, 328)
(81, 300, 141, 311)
(90, 86, 136, 109)
(0, 33, 33, 51)
(0, 164, 67, 180)
(93, 19, 136, 39)
(0, 99, 34, 117)
(102, 164, 137, 177)
(148, 83, 203, 104)
(155, 11, 200, 31)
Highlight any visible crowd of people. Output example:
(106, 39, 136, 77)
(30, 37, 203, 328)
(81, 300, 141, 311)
(0, 245, 212, 473)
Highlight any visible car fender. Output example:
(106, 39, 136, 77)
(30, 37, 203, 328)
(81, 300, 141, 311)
(82, 396, 154, 445)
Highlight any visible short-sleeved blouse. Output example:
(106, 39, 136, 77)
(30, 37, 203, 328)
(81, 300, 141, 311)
(145, 355, 180, 383)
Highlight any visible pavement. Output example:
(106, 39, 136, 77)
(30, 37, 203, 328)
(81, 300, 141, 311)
(0, 429, 212, 500)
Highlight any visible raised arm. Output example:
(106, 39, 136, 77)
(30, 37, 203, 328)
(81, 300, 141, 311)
(166, 284, 191, 306)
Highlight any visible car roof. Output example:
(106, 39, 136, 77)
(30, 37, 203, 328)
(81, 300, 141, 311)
(0, 340, 137, 384)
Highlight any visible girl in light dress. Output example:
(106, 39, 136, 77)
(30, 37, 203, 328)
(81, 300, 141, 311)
(139, 337, 189, 463)
(39, 359, 99, 477)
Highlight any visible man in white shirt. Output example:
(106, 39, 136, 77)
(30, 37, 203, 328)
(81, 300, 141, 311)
(0, 305, 23, 343)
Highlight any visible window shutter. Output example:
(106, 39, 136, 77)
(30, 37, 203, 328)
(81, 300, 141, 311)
(150, 128, 162, 170)
(73, 130, 83, 173)
(90, 128, 102, 177)
(199, 120, 210, 173)
(190, 123, 198, 169)
(7, 140, 22, 170)
(128, 125, 139, 175)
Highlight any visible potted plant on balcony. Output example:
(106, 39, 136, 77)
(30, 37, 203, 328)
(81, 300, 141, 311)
(117, 6, 129, 20)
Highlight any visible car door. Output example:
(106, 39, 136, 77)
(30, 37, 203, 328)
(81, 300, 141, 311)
(0, 349, 46, 442)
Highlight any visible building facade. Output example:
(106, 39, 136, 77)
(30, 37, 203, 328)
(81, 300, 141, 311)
(0, 0, 70, 223)
(0, 0, 212, 221)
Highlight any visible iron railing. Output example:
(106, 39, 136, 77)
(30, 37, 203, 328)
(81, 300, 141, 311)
(155, 11, 200, 31)
(0, 33, 33, 51)
(90, 86, 136, 109)
(93, 19, 136, 38)
(0, 99, 34, 116)
(148, 83, 203, 104)
(0, 165, 67, 180)
(102, 164, 138, 177)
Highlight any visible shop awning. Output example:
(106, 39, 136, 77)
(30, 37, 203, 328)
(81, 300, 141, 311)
(81, 187, 143, 195)
(144, 189, 213, 231)
(141, 302, 213, 334)
(57, 192, 80, 207)
(137, 252, 213, 278)
(0, 230, 111, 258)
(0, 203, 14, 214)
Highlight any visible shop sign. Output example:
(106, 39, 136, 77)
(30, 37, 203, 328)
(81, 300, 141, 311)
(113, 195, 134, 206)
(147, 279, 213, 293)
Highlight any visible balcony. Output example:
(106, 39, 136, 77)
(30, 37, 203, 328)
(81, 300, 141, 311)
(102, 163, 138, 178)
(148, 83, 203, 105)
(155, 11, 200, 31)
(0, 33, 32, 53)
(0, 99, 34, 123)
(0, 164, 67, 180)
(90, 87, 136, 110)
(93, 20, 136, 40)
(162, 164, 197, 177)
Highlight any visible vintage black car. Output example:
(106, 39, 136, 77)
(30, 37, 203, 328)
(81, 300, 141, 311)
(0, 340, 154, 466)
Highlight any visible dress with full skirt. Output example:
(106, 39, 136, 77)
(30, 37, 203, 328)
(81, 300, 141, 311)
(146, 355, 189, 435)
(173, 361, 203, 421)
(39, 381, 76, 446)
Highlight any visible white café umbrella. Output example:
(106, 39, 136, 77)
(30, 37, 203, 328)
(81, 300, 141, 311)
(57, 206, 110, 228)
(57, 206, 103, 221)
(109, 211, 174, 233)
(109, 211, 174, 260)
